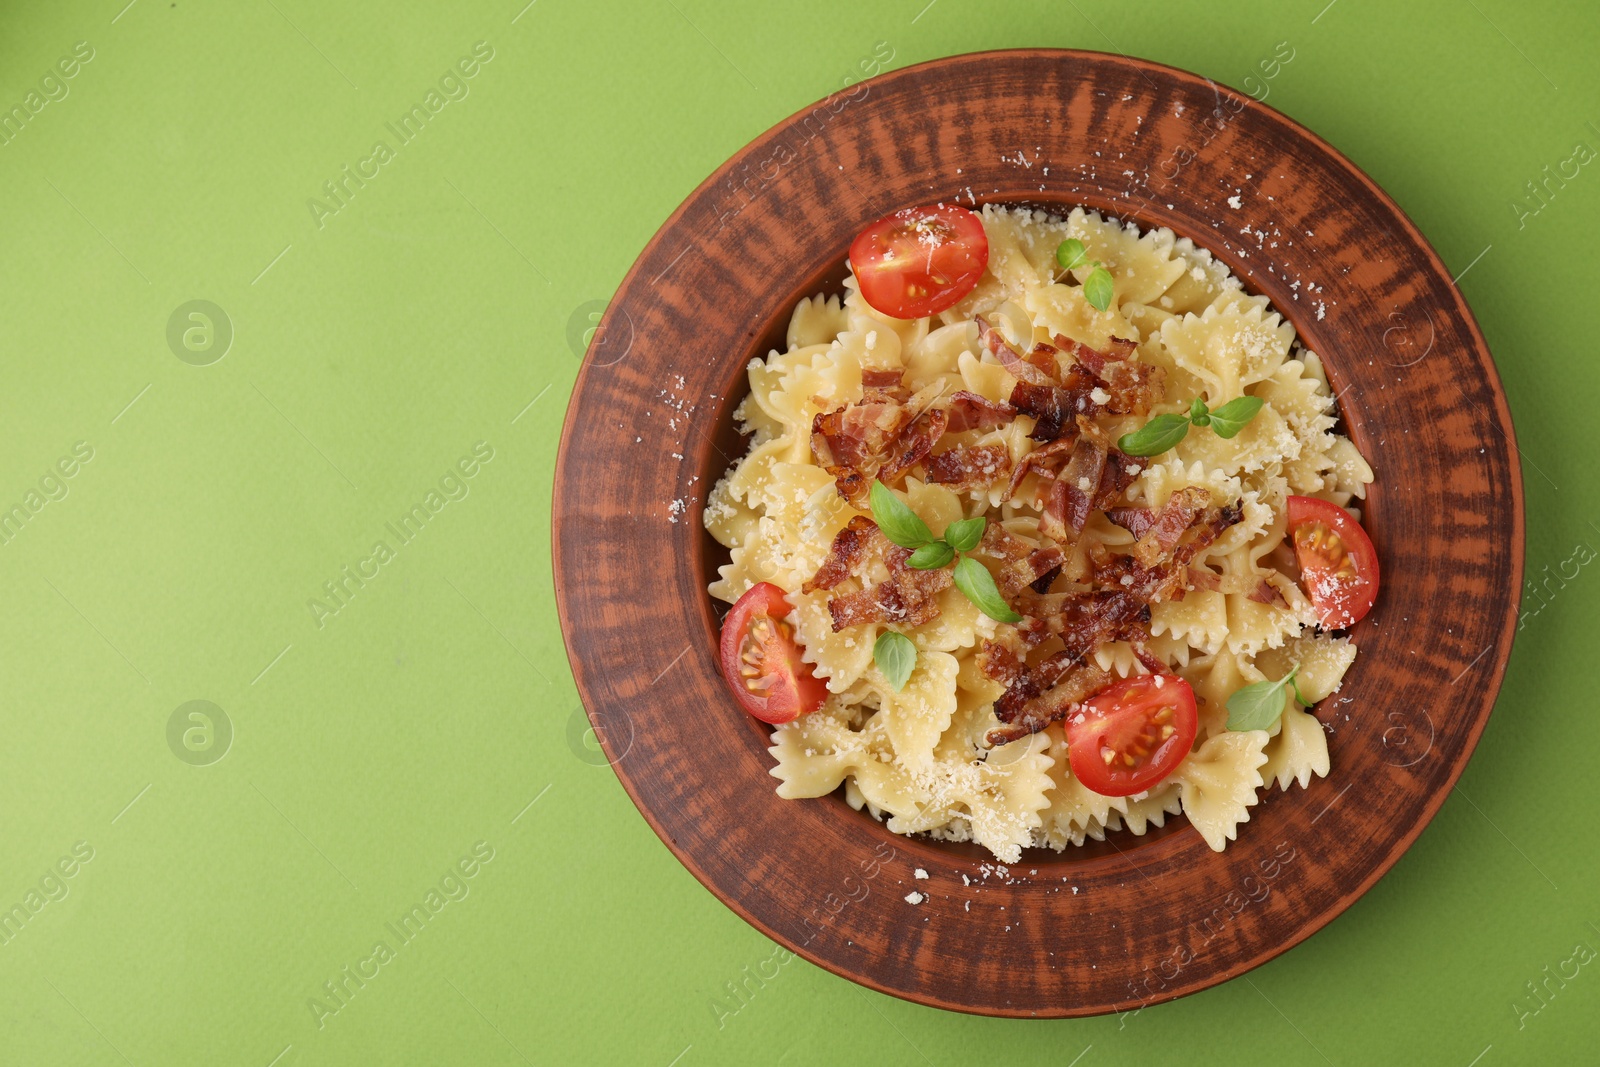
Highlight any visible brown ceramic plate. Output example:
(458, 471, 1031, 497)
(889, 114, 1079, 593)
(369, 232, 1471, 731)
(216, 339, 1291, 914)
(552, 49, 1523, 1016)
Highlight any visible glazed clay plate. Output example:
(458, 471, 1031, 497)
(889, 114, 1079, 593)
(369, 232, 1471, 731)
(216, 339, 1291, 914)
(552, 50, 1522, 1016)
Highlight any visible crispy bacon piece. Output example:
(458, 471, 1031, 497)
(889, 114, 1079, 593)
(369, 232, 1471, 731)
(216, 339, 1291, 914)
(986, 663, 1113, 746)
(1130, 487, 1210, 568)
(1037, 418, 1111, 541)
(1081, 501, 1242, 607)
(1094, 450, 1141, 510)
(1057, 334, 1139, 369)
(812, 403, 910, 470)
(975, 630, 1029, 688)
(986, 330, 1161, 441)
(945, 390, 1017, 433)
(878, 408, 949, 485)
(1025, 343, 1064, 380)
(979, 500, 1245, 742)
(1248, 577, 1288, 606)
(1008, 362, 1132, 442)
(1008, 381, 1075, 442)
(1009, 588, 1150, 651)
(802, 516, 883, 594)
(803, 517, 953, 631)
(1106, 506, 1157, 540)
(1054, 333, 1166, 417)
(977, 316, 1055, 387)
(1005, 435, 1076, 498)
(859, 369, 912, 409)
(1136, 502, 1244, 603)
(1061, 420, 1112, 532)
(1099, 361, 1166, 415)
(978, 522, 1067, 598)
(826, 545, 953, 630)
(811, 383, 946, 506)
(926, 444, 1011, 489)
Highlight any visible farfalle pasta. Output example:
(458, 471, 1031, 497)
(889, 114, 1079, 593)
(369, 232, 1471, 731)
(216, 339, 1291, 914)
(705, 204, 1375, 862)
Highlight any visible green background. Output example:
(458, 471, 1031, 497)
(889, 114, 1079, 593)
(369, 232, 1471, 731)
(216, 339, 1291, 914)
(0, 0, 1593, 1063)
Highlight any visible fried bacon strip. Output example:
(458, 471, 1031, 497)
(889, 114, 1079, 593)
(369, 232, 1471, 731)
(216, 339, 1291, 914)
(1105, 506, 1158, 540)
(1128, 487, 1210, 568)
(977, 316, 1055, 387)
(803, 516, 953, 631)
(945, 391, 1017, 433)
(1040, 418, 1112, 540)
(813, 401, 911, 469)
(979, 523, 1067, 598)
(996, 333, 1166, 442)
(877, 408, 949, 485)
(1008, 378, 1092, 443)
(826, 546, 952, 630)
(986, 663, 1113, 745)
(1055, 334, 1164, 415)
(861, 367, 910, 399)
(1094, 451, 1141, 511)
(926, 444, 1011, 489)
(979, 499, 1244, 743)
(802, 516, 883, 594)
(1004, 435, 1078, 499)
(811, 380, 944, 506)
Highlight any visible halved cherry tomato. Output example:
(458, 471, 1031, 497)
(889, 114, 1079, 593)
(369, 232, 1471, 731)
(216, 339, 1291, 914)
(1286, 495, 1379, 629)
(1066, 675, 1198, 797)
(718, 582, 827, 725)
(848, 203, 989, 319)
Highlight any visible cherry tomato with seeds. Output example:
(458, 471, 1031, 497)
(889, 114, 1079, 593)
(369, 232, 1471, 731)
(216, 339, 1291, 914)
(1066, 675, 1199, 797)
(718, 582, 827, 725)
(848, 203, 989, 319)
(1286, 495, 1379, 629)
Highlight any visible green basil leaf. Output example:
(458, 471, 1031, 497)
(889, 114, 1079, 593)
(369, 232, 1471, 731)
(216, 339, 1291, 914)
(1116, 413, 1191, 457)
(906, 541, 955, 570)
(943, 516, 987, 553)
(873, 630, 917, 691)
(1225, 666, 1298, 731)
(1055, 238, 1089, 271)
(869, 480, 933, 549)
(1207, 395, 1265, 439)
(1083, 265, 1115, 312)
(1189, 396, 1210, 424)
(953, 556, 1022, 623)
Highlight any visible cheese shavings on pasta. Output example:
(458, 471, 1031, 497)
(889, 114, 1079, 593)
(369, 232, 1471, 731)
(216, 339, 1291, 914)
(705, 205, 1373, 861)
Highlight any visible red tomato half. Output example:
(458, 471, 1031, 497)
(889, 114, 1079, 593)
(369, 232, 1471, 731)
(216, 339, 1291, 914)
(718, 583, 827, 725)
(1066, 675, 1198, 797)
(1286, 495, 1379, 629)
(848, 203, 989, 319)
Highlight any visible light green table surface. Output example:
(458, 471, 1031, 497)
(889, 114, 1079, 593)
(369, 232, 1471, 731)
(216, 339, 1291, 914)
(1, 0, 1595, 1063)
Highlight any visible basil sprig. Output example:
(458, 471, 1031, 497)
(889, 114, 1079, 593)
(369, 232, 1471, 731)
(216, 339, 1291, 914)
(1225, 665, 1313, 731)
(873, 630, 917, 691)
(1056, 238, 1116, 313)
(867, 481, 1018, 623)
(1117, 394, 1265, 457)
